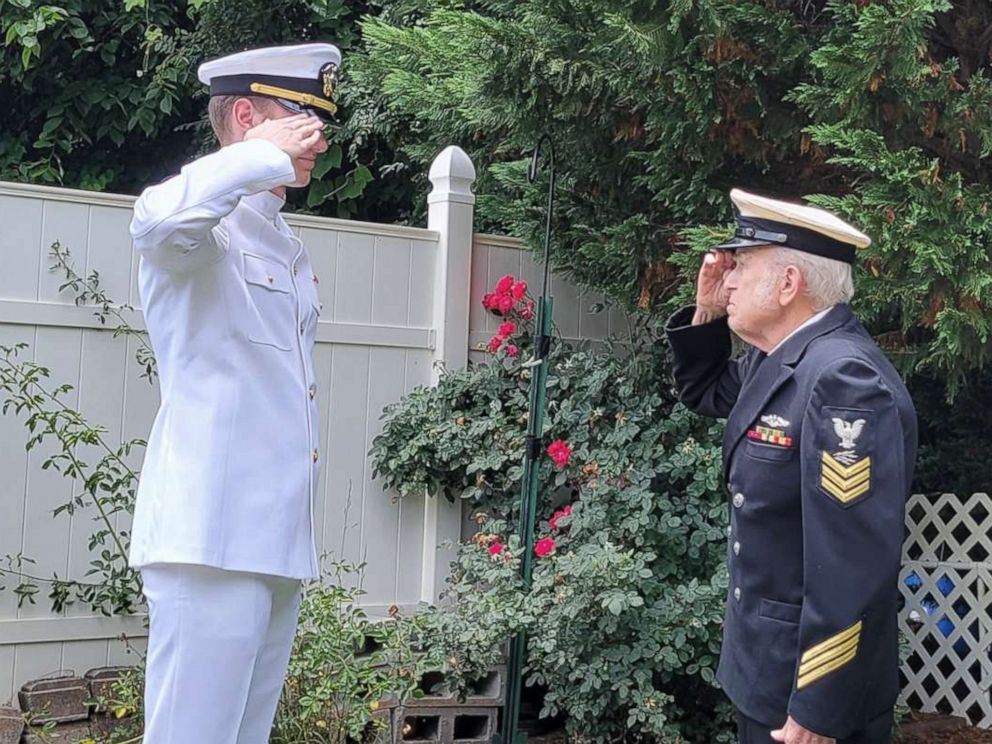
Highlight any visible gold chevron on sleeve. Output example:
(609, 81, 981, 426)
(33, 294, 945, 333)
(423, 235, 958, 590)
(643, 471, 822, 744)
(821, 452, 872, 503)
(797, 620, 862, 689)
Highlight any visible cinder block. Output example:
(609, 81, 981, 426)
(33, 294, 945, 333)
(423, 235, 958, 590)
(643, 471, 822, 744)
(406, 671, 457, 708)
(364, 706, 393, 744)
(90, 710, 141, 741)
(404, 666, 505, 709)
(84, 665, 136, 710)
(18, 675, 89, 724)
(392, 706, 496, 744)
(376, 692, 402, 711)
(464, 667, 505, 707)
(449, 707, 496, 744)
(394, 708, 443, 743)
(20, 720, 91, 744)
(0, 707, 24, 744)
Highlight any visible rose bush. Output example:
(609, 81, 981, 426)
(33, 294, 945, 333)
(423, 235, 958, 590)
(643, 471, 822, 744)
(371, 279, 735, 742)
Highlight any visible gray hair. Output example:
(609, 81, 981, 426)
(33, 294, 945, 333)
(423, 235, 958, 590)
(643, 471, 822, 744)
(767, 246, 854, 311)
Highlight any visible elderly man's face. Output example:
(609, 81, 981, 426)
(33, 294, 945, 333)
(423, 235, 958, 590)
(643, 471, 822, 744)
(722, 246, 784, 343)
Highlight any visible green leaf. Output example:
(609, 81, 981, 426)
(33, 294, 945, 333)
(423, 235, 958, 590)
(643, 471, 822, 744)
(306, 179, 333, 208)
(313, 144, 342, 179)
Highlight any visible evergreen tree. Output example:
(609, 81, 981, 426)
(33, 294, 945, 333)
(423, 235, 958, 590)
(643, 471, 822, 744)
(357, 0, 992, 398)
(0, 0, 417, 220)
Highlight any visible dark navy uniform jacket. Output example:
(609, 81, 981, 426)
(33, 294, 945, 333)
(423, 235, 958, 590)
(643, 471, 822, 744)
(666, 303, 917, 739)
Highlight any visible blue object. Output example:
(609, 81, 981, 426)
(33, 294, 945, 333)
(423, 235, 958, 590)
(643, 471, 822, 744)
(936, 574, 955, 596)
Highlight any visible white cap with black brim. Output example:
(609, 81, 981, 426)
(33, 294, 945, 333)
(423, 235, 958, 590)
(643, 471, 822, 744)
(714, 189, 871, 265)
(197, 42, 342, 123)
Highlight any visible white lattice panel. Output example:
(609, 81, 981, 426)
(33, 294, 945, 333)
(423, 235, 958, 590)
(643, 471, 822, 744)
(899, 493, 992, 728)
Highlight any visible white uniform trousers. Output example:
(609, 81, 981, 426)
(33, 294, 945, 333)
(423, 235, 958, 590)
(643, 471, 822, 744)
(141, 563, 302, 744)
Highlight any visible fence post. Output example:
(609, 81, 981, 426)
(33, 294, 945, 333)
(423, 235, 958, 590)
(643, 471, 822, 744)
(421, 145, 476, 604)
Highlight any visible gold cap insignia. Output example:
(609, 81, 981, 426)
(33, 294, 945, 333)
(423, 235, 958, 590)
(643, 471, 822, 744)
(320, 62, 339, 99)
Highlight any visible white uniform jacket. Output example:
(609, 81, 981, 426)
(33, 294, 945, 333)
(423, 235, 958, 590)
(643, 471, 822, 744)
(129, 139, 321, 580)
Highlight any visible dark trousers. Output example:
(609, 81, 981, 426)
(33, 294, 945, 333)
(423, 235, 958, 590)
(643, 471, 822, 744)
(737, 709, 893, 744)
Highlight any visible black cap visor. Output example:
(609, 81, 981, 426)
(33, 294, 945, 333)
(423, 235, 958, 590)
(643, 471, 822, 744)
(272, 97, 336, 124)
(210, 73, 337, 123)
(716, 216, 856, 263)
(712, 236, 778, 251)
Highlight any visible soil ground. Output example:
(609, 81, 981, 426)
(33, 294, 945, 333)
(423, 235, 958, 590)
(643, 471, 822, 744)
(525, 712, 992, 743)
(895, 711, 992, 744)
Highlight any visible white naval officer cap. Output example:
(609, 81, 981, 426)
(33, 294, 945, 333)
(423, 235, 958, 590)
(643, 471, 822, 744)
(714, 189, 871, 265)
(197, 43, 342, 122)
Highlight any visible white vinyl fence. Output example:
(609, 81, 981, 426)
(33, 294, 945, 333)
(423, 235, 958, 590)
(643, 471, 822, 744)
(0, 146, 624, 703)
(899, 492, 992, 727)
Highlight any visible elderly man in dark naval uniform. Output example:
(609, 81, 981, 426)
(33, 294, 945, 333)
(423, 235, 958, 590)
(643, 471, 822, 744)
(665, 189, 917, 744)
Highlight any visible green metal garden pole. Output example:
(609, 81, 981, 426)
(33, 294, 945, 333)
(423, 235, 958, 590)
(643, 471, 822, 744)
(494, 134, 555, 744)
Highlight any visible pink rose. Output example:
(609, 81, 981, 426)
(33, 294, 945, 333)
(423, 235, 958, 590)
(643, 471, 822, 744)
(498, 321, 516, 339)
(534, 537, 555, 558)
(488, 336, 503, 353)
(547, 439, 572, 469)
(497, 295, 514, 314)
(495, 274, 515, 294)
(511, 281, 527, 300)
(488, 542, 505, 558)
(506, 344, 519, 358)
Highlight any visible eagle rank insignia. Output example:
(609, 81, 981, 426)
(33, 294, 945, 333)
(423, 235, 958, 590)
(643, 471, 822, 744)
(819, 409, 874, 507)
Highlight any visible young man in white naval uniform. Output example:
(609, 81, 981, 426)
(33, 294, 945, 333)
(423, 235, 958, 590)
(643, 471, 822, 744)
(128, 43, 340, 743)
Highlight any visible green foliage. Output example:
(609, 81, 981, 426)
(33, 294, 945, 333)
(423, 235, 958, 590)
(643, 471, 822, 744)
(370, 334, 532, 504)
(271, 559, 424, 744)
(372, 299, 735, 741)
(0, 0, 417, 221)
(357, 0, 992, 399)
(89, 663, 145, 743)
(0, 0, 201, 189)
(911, 371, 992, 494)
(786, 0, 992, 395)
(0, 245, 147, 615)
(0, 342, 144, 616)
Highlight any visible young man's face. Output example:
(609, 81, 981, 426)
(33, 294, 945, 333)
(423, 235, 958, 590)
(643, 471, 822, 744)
(253, 100, 329, 188)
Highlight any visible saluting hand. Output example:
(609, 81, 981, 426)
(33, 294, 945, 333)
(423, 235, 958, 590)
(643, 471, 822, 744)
(692, 250, 734, 326)
(244, 114, 325, 159)
(771, 716, 836, 744)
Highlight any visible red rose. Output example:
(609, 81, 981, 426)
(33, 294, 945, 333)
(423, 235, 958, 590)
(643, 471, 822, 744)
(506, 344, 519, 358)
(488, 336, 503, 353)
(498, 321, 516, 339)
(547, 439, 572, 469)
(534, 537, 555, 558)
(495, 274, 515, 294)
(511, 281, 527, 300)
